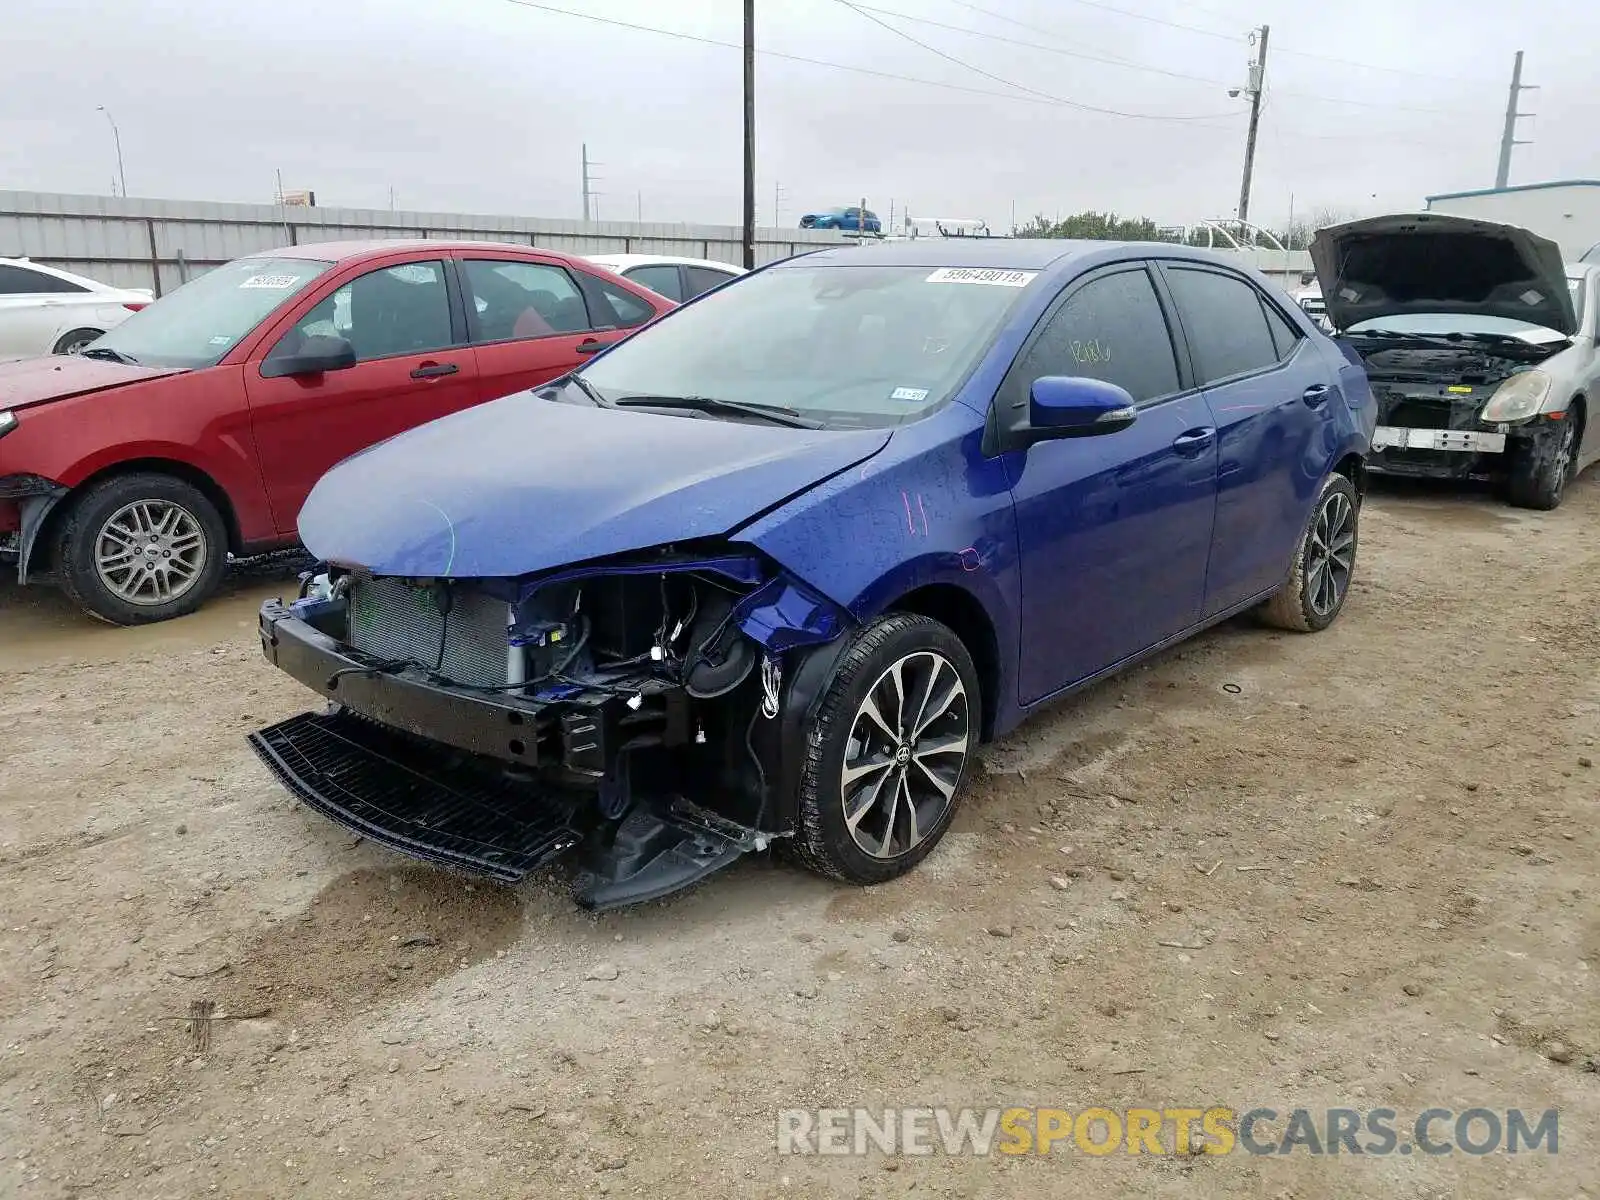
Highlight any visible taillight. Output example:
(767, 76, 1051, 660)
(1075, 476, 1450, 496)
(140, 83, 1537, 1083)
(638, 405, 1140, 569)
(123, 302, 147, 312)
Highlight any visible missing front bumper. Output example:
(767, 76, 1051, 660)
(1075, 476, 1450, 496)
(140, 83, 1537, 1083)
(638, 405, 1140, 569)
(250, 710, 584, 882)
(251, 603, 779, 908)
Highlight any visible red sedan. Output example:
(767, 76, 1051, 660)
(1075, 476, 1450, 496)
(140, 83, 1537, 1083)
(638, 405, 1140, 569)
(0, 240, 674, 623)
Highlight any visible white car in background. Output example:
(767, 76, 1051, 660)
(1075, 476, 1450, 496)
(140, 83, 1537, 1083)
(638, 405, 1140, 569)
(583, 253, 744, 303)
(0, 258, 153, 357)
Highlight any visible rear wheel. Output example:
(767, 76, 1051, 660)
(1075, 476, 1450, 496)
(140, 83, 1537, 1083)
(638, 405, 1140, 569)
(1258, 472, 1359, 632)
(54, 473, 229, 625)
(52, 328, 104, 355)
(1504, 410, 1579, 511)
(791, 614, 979, 885)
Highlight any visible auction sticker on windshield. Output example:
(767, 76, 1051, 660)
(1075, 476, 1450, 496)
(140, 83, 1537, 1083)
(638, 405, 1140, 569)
(926, 267, 1037, 287)
(239, 274, 303, 289)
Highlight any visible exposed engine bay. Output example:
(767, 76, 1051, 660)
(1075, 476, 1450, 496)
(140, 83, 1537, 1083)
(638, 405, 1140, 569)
(248, 545, 856, 909)
(1346, 333, 1569, 482)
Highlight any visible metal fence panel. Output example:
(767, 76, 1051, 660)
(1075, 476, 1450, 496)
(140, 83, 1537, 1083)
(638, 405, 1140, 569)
(0, 191, 850, 295)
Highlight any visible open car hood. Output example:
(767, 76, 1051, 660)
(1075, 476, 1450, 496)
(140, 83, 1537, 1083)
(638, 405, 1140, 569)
(1310, 213, 1577, 335)
(297, 392, 892, 579)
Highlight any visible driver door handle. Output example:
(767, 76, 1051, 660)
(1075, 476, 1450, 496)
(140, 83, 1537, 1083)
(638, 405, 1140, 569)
(1172, 427, 1216, 456)
(575, 338, 607, 355)
(1302, 383, 1331, 407)
(410, 361, 459, 380)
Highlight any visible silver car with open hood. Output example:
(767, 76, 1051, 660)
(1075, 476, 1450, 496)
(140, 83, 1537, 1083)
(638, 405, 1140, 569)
(1312, 212, 1600, 509)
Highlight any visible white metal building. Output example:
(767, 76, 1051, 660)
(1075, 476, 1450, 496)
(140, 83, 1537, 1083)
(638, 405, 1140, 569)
(1424, 180, 1600, 262)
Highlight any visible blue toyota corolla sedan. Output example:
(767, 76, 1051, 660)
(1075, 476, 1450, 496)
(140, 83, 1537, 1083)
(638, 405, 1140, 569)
(248, 240, 1375, 909)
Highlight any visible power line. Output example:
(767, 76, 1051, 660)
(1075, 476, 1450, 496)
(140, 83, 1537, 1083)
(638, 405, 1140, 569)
(853, 4, 1231, 86)
(947, 0, 1238, 45)
(503, 0, 1239, 123)
(944, 0, 1500, 87)
(861, 3, 1492, 116)
(831, 0, 1237, 119)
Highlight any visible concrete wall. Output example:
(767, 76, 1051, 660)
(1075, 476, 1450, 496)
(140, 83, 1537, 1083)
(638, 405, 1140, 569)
(1425, 182, 1600, 262)
(0, 191, 849, 297)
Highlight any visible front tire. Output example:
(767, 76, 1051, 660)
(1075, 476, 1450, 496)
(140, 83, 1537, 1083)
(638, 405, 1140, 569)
(54, 473, 229, 625)
(1504, 412, 1578, 511)
(1258, 472, 1359, 632)
(791, 614, 979, 885)
(52, 328, 104, 355)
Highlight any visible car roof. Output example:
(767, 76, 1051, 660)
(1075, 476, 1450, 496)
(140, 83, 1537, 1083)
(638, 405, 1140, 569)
(257, 239, 584, 263)
(783, 237, 1240, 271)
(586, 253, 745, 273)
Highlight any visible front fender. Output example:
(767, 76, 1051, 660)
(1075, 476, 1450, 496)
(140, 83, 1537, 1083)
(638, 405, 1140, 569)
(732, 410, 1021, 709)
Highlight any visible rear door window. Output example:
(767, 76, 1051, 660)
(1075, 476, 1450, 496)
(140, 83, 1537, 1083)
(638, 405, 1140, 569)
(622, 264, 685, 302)
(684, 265, 738, 297)
(589, 277, 657, 328)
(462, 260, 593, 342)
(1259, 296, 1303, 361)
(1162, 267, 1281, 383)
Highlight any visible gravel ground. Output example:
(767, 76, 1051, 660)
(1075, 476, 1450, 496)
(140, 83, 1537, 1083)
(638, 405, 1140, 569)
(1, 476, 1597, 1199)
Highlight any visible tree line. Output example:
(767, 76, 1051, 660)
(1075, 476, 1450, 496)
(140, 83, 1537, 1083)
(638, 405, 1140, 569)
(1014, 207, 1359, 250)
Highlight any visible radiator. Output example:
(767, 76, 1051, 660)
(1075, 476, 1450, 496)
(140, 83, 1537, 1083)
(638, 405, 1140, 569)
(347, 578, 511, 688)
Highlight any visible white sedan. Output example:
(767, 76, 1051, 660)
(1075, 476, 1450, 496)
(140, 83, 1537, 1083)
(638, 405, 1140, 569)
(0, 258, 153, 357)
(583, 253, 744, 303)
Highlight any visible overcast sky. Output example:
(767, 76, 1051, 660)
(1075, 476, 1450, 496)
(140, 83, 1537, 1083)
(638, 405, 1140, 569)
(4, 0, 1598, 232)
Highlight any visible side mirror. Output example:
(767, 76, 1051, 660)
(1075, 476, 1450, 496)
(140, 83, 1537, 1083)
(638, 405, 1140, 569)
(262, 334, 357, 379)
(1027, 376, 1137, 440)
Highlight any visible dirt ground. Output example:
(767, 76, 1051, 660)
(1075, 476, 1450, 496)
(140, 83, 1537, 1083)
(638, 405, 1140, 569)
(2, 474, 1597, 1199)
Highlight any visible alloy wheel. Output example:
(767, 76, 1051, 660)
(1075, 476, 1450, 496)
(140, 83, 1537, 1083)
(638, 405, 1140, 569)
(94, 500, 209, 605)
(1305, 490, 1355, 617)
(840, 650, 970, 859)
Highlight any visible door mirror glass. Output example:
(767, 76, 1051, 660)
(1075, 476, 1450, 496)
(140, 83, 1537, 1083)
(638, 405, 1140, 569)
(1029, 375, 1137, 437)
(262, 334, 357, 378)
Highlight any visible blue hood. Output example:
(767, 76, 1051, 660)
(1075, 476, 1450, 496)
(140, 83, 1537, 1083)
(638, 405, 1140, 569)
(297, 394, 891, 578)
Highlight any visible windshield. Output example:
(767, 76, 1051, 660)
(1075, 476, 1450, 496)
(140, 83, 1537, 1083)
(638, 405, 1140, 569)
(1347, 312, 1569, 343)
(577, 264, 1031, 429)
(89, 257, 332, 368)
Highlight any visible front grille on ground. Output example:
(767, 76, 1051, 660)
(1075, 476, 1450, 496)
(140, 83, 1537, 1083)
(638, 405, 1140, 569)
(348, 578, 510, 688)
(248, 711, 582, 882)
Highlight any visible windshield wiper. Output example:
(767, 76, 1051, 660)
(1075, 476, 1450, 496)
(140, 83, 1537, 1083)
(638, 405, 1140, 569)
(562, 373, 612, 408)
(611, 394, 823, 429)
(80, 346, 138, 365)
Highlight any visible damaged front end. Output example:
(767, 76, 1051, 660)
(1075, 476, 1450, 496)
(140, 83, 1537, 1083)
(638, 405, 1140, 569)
(249, 545, 853, 909)
(1347, 336, 1569, 482)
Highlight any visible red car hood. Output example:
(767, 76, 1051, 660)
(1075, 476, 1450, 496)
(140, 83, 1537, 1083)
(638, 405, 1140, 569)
(0, 355, 188, 411)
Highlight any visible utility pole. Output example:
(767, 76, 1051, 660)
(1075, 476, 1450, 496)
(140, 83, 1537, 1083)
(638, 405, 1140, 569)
(1495, 50, 1537, 188)
(1235, 25, 1269, 224)
(742, 0, 756, 267)
(774, 180, 786, 227)
(581, 144, 606, 222)
(637, 190, 643, 222)
(97, 106, 126, 199)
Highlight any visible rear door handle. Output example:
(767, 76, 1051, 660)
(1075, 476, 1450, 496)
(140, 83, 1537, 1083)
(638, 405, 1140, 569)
(1302, 383, 1331, 407)
(575, 338, 606, 355)
(1172, 427, 1216, 456)
(410, 361, 459, 380)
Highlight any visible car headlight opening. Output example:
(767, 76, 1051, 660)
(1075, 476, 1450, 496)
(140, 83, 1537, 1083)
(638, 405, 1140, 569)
(1479, 370, 1551, 424)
